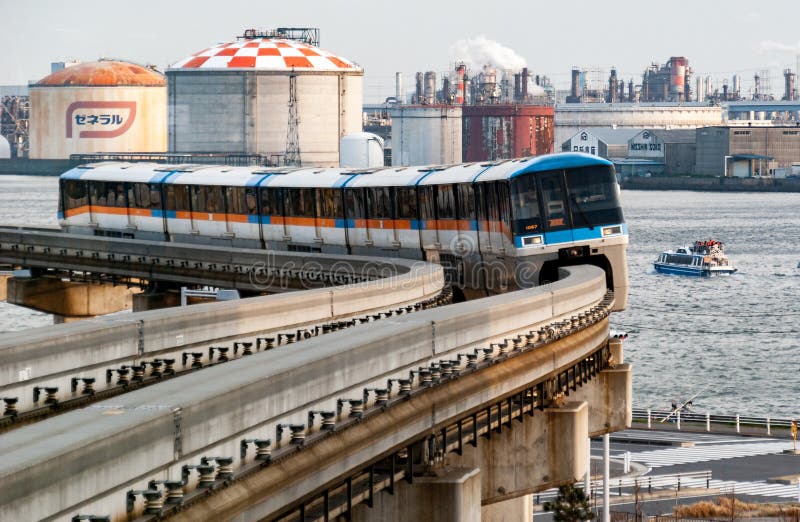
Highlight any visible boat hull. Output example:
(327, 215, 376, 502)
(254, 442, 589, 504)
(653, 262, 737, 277)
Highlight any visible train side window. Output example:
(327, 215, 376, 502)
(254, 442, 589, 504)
(436, 184, 456, 219)
(395, 187, 418, 219)
(418, 186, 435, 220)
(64, 180, 88, 211)
(165, 185, 190, 212)
(128, 183, 150, 210)
(317, 188, 343, 219)
(484, 183, 499, 222)
(285, 188, 315, 217)
(224, 187, 239, 215)
(191, 186, 207, 214)
(245, 188, 258, 215)
(366, 187, 392, 219)
(473, 183, 486, 222)
(206, 186, 224, 214)
(89, 182, 105, 206)
(344, 188, 366, 219)
(148, 184, 162, 210)
(456, 184, 475, 221)
(497, 182, 511, 227)
(259, 188, 283, 216)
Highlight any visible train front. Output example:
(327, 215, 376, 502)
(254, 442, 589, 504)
(508, 155, 628, 310)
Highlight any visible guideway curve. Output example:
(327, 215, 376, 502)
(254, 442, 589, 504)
(0, 265, 630, 522)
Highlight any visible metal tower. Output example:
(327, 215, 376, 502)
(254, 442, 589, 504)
(285, 74, 301, 166)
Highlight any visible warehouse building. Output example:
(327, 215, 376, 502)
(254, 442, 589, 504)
(695, 126, 800, 176)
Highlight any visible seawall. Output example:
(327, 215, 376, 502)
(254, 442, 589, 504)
(622, 176, 800, 193)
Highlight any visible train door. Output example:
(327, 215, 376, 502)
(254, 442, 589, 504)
(484, 183, 505, 254)
(164, 184, 192, 238)
(259, 187, 285, 248)
(344, 188, 369, 253)
(474, 183, 491, 255)
(417, 185, 438, 254)
(223, 187, 236, 237)
(394, 187, 420, 255)
(315, 188, 347, 252)
(538, 171, 573, 244)
(496, 182, 515, 253)
(365, 187, 394, 250)
(283, 188, 317, 247)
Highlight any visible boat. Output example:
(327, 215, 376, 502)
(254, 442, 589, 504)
(653, 240, 737, 277)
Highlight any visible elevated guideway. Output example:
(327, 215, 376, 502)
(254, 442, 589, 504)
(0, 265, 632, 522)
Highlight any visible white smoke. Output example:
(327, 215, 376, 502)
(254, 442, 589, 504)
(760, 40, 800, 54)
(449, 35, 527, 71)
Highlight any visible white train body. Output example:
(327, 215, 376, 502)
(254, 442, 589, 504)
(58, 153, 629, 307)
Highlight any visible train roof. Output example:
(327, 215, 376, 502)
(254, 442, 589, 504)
(58, 153, 613, 188)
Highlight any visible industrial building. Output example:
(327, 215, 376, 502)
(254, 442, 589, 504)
(167, 28, 363, 167)
(390, 64, 554, 165)
(28, 60, 167, 160)
(695, 126, 800, 177)
(560, 128, 640, 159)
(555, 102, 723, 146)
(620, 129, 696, 176)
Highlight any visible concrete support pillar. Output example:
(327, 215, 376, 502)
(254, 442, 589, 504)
(570, 363, 632, 437)
(351, 467, 481, 522)
(5, 277, 139, 317)
(447, 401, 589, 505)
(481, 493, 532, 522)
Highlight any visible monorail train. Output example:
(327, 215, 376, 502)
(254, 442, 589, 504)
(58, 152, 628, 308)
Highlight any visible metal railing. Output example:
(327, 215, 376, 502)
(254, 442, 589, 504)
(535, 470, 713, 504)
(633, 408, 796, 436)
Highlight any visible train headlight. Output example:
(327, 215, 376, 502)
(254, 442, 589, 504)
(602, 226, 622, 237)
(521, 235, 543, 247)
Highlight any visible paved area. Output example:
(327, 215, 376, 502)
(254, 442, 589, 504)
(534, 428, 800, 518)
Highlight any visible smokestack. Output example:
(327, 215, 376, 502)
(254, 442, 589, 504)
(424, 71, 436, 105)
(521, 67, 529, 100)
(608, 68, 618, 103)
(784, 69, 796, 101)
(571, 68, 581, 99)
(754, 73, 761, 99)
(415, 72, 423, 104)
(395, 72, 403, 104)
(455, 64, 466, 104)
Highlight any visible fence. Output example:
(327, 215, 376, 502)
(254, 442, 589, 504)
(633, 408, 797, 437)
(534, 471, 713, 504)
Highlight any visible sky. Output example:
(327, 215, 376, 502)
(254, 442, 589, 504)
(1, 0, 799, 102)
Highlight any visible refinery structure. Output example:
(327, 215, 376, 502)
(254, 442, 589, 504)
(1, 28, 800, 179)
(389, 64, 555, 166)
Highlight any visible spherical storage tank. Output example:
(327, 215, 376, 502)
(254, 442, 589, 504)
(167, 30, 363, 166)
(29, 60, 167, 159)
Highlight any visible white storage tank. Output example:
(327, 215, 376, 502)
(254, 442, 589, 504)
(389, 106, 462, 166)
(167, 29, 363, 167)
(28, 60, 167, 159)
(339, 132, 384, 167)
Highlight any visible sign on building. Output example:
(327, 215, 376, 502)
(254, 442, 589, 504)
(628, 130, 664, 159)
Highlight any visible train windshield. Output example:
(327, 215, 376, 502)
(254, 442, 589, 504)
(564, 165, 623, 228)
(509, 175, 542, 235)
